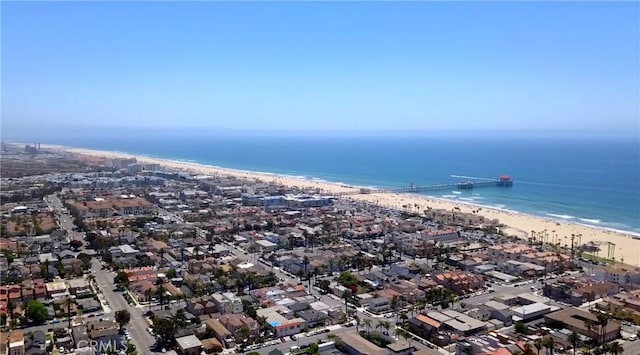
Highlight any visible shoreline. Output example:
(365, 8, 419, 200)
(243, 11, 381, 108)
(25, 143, 640, 266)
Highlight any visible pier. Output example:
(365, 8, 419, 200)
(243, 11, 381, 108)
(336, 175, 513, 196)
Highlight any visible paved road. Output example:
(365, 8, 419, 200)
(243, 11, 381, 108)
(46, 194, 159, 353)
(623, 339, 640, 355)
(255, 326, 352, 354)
(90, 258, 159, 354)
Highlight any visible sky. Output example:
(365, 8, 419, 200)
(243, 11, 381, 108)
(2, 1, 639, 138)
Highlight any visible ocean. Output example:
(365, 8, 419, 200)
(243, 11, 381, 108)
(25, 133, 640, 234)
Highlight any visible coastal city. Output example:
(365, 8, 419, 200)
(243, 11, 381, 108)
(1, 144, 639, 355)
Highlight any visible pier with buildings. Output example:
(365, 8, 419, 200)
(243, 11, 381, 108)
(338, 175, 513, 196)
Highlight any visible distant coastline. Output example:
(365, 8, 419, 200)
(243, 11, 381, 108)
(30, 142, 640, 266)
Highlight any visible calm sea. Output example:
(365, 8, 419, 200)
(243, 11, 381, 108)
(22, 133, 640, 233)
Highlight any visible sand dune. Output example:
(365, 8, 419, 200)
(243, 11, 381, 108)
(61, 146, 640, 266)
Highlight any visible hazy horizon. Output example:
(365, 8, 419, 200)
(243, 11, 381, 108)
(2, 1, 639, 137)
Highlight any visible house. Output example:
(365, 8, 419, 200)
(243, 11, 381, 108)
(368, 297, 391, 313)
(218, 314, 259, 343)
(408, 314, 441, 340)
(257, 306, 306, 337)
(297, 310, 327, 329)
(24, 330, 46, 355)
(109, 245, 140, 258)
(123, 267, 156, 283)
(212, 293, 243, 314)
(45, 281, 69, 298)
(204, 318, 235, 348)
(86, 319, 120, 344)
(67, 278, 91, 297)
(200, 338, 223, 354)
(21, 279, 47, 301)
(7, 330, 25, 355)
(426, 310, 486, 336)
(186, 296, 217, 316)
(176, 335, 202, 355)
(339, 331, 388, 355)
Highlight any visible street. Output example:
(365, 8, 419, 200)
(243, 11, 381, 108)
(90, 258, 158, 354)
(45, 194, 159, 354)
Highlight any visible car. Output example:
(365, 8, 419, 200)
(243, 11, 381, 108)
(290, 335, 297, 341)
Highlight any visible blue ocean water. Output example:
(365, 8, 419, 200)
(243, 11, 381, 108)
(30, 134, 640, 233)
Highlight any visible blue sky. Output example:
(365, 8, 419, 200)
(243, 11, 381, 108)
(2, 1, 639, 137)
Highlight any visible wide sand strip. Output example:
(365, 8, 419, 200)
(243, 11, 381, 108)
(58, 146, 640, 267)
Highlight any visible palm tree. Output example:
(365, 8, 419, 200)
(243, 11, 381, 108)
(380, 320, 391, 336)
(533, 338, 543, 355)
(343, 289, 352, 315)
(362, 318, 372, 335)
(585, 319, 596, 342)
(595, 312, 609, 344)
(302, 256, 310, 276)
(523, 343, 536, 355)
(144, 288, 153, 311)
(353, 315, 360, 331)
(608, 341, 624, 355)
(6, 299, 15, 329)
(399, 311, 408, 325)
(542, 336, 555, 355)
(567, 331, 579, 355)
(65, 297, 74, 329)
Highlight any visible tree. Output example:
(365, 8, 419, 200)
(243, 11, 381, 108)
(566, 331, 579, 355)
(115, 310, 131, 331)
(65, 297, 74, 329)
(595, 312, 609, 344)
(126, 342, 137, 355)
(585, 319, 596, 342)
(102, 251, 113, 264)
(515, 322, 529, 334)
(362, 318, 372, 335)
(25, 300, 48, 324)
(379, 320, 391, 336)
(608, 341, 624, 355)
(77, 252, 92, 270)
(533, 338, 543, 355)
(399, 311, 408, 325)
(172, 309, 187, 328)
(343, 289, 353, 315)
(523, 343, 536, 355)
(114, 271, 129, 287)
(542, 336, 555, 355)
(165, 268, 177, 279)
(6, 299, 16, 327)
(237, 325, 250, 344)
(69, 240, 83, 251)
(153, 317, 177, 345)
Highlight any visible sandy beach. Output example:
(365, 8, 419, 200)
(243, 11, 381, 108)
(59, 146, 640, 267)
